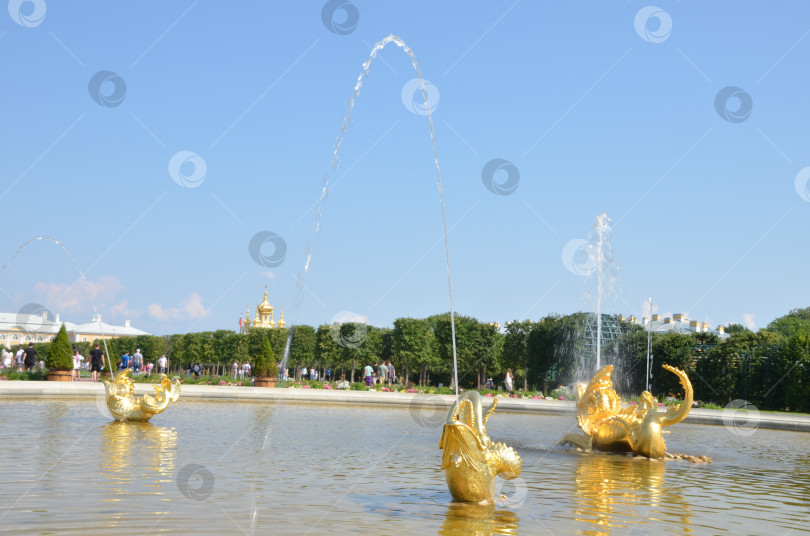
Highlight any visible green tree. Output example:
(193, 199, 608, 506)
(393, 317, 437, 386)
(253, 337, 275, 377)
(649, 333, 694, 398)
(725, 323, 752, 335)
(46, 324, 73, 371)
(503, 320, 532, 390)
(526, 314, 587, 390)
(290, 325, 316, 369)
(335, 323, 372, 382)
(268, 328, 289, 361)
(316, 325, 342, 379)
(766, 307, 810, 338)
(782, 333, 810, 412)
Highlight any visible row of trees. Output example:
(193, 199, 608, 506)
(24, 307, 810, 412)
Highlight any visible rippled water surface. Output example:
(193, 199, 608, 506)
(1, 399, 808, 535)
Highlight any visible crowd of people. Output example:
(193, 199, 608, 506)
(0, 343, 43, 372)
(362, 360, 397, 387)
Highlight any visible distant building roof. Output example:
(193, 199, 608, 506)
(634, 313, 729, 339)
(73, 315, 149, 337)
(0, 311, 147, 344)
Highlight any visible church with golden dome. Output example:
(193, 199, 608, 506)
(241, 287, 285, 333)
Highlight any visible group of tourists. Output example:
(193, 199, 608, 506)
(300, 366, 326, 381)
(0, 343, 42, 372)
(119, 350, 168, 377)
(70, 343, 107, 382)
(362, 361, 396, 387)
(231, 361, 252, 379)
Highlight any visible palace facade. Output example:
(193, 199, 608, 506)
(0, 311, 148, 347)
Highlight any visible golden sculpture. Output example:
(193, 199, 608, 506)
(104, 369, 181, 422)
(439, 391, 523, 504)
(562, 364, 693, 459)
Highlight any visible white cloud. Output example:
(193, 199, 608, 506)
(147, 303, 167, 320)
(641, 300, 658, 318)
(742, 313, 756, 330)
(34, 276, 124, 312)
(261, 270, 277, 281)
(109, 300, 141, 319)
(148, 292, 209, 321)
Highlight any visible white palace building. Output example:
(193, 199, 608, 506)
(0, 310, 147, 347)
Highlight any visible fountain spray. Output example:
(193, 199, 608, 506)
(587, 212, 614, 373)
(285, 35, 459, 395)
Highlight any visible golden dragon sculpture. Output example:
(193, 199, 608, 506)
(439, 391, 523, 504)
(104, 369, 181, 422)
(562, 364, 693, 459)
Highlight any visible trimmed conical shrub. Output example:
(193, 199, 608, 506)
(46, 323, 73, 371)
(253, 337, 275, 377)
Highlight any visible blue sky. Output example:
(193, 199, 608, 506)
(2, 1, 809, 335)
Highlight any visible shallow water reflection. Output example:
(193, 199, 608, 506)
(439, 503, 519, 535)
(0, 399, 807, 535)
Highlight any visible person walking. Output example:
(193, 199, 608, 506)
(386, 361, 396, 387)
(23, 343, 37, 371)
(1, 347, 11, 370)
(89, 343, 105, 382)
(363, 363, 374, 387)
(131, 349, 143, 373)
(158, 354, 167, 374)
(504, 368, 514, 393)
(15, 345, 24, 371)
(378, 361, 388, 387)
(71, 347, 84, 381)
(120, 351, 130, 370)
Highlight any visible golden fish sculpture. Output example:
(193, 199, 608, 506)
(562, 364, 693, 459)
(439, 391, 523, 504)
(104, 369, 181, 422)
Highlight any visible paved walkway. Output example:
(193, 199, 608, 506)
(2, 380, 808, 432)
